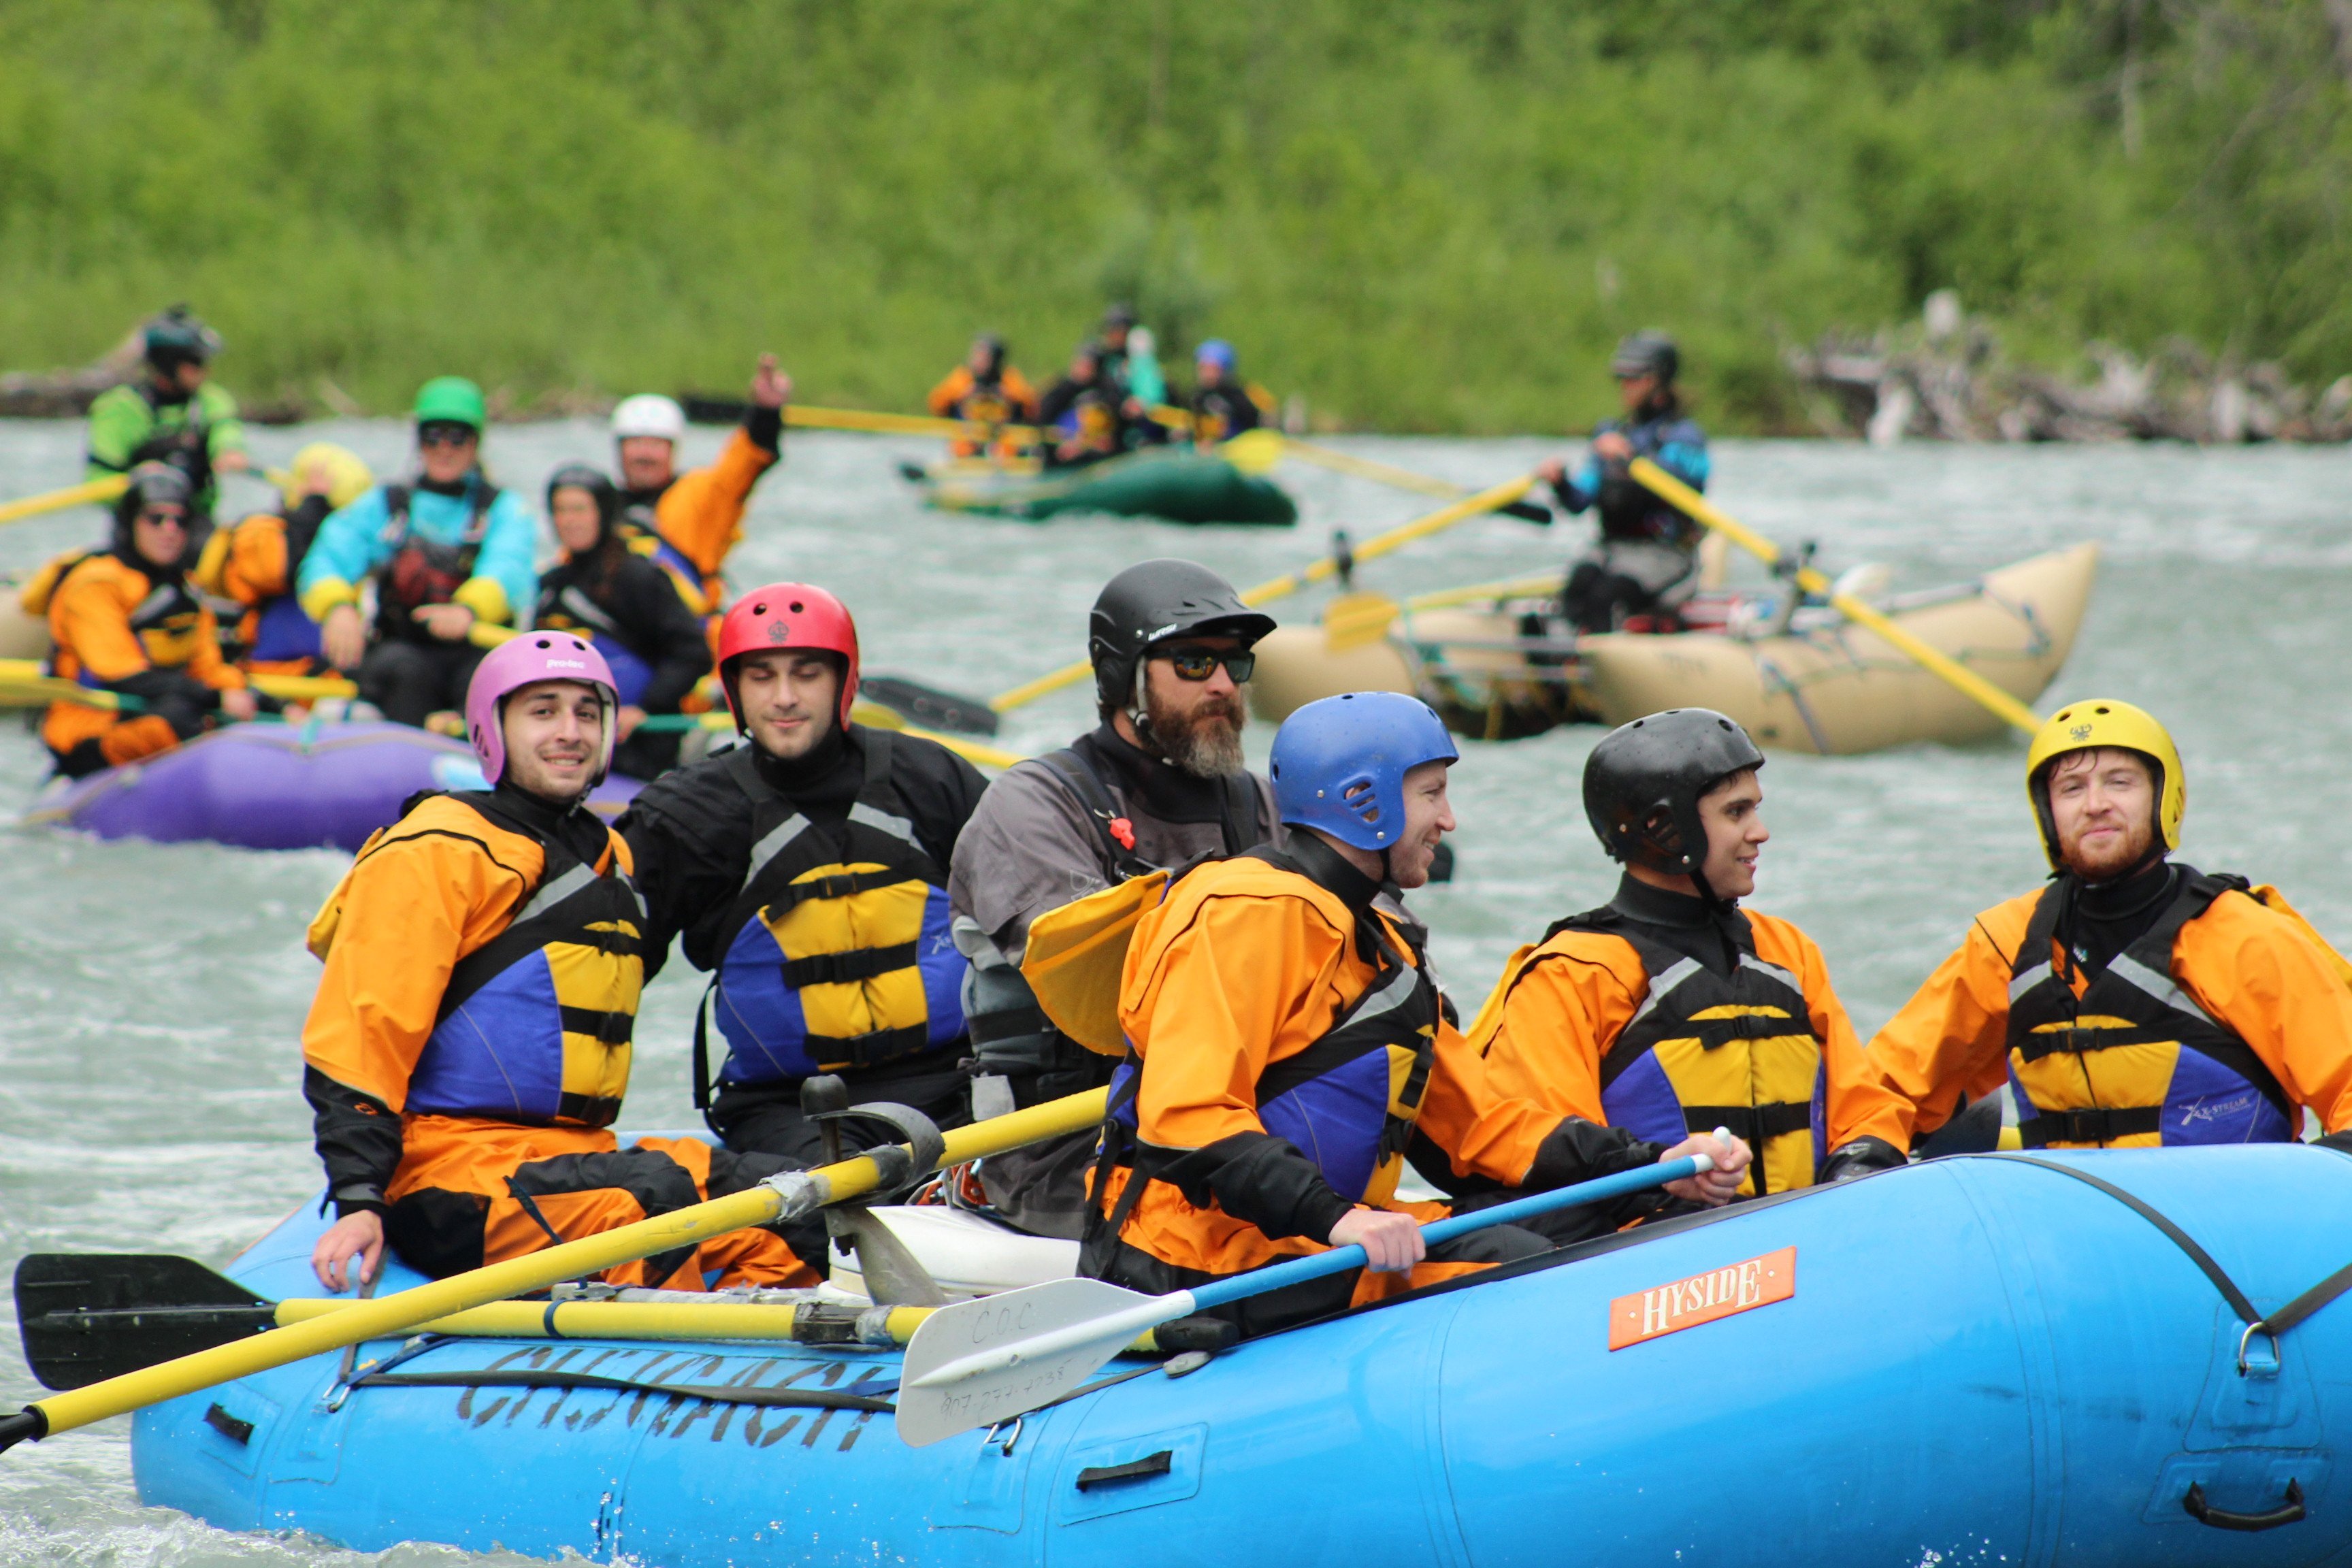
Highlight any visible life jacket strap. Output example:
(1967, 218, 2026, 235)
(557, 1005, 636, 1046)
(780, 942, 919, 990)
(803, 1022, 936, 1072)
(1680, 1101, 1813, 1143)
(2017, 1105, 2163, 1146)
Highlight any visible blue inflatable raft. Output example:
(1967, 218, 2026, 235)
(129, 1145, 2352, 1565)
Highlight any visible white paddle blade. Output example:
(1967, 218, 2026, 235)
(894, 1277, 1175, 1448)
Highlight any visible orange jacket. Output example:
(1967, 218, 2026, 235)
(1104, 854, 1567, 1277)
(27, 550, 242, 754)
(927, 364, 1038, 422)
(648, 426, 777, 603)
(1866, 882, 2352, 1144)
(1468, 911, 1908, 1195)
(194, 510, 297, 606)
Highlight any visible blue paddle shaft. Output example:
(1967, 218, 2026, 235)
(1186, 1155, 1706, 1312)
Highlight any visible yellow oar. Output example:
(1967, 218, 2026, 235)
(0, 1086, 1109, 1454)
(785, 404, 1041, 443)
(0, 476, 129, 528)
(1629, 457, 2041, 735)
(0, 659, 356, 710)
(988, 473, 1540, 714)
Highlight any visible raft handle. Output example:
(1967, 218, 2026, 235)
(2236, 1322, 2281, 1378)
(1076, 1450, 1173, 1491)
(201, 1403, 252, 1446)
(2184, 1477, 2304, 1533)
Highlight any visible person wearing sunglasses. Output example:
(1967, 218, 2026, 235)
(297, 376, 539, 728)
(21, 461, 257, 777)
(944, 558, 1282, 1239)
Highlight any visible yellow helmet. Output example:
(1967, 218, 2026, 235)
(2025, 698, 2185, 869)
(267, 442, 374, 514)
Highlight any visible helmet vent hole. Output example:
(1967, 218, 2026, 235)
(789, 601, 805, 613)
(1342, 779, 1381, 823)
(534, 638, 551, 648)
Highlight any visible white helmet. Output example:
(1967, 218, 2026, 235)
(611, 393, 687, 444)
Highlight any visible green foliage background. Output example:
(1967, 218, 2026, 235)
(1, 0, 2345, 431)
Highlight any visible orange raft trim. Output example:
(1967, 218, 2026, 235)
(1608, 1246, 1797, 1351)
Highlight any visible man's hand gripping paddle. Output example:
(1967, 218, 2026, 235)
(894, 1141, 1724, 1446)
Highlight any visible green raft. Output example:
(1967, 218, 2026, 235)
(914, 448, 1297, 526)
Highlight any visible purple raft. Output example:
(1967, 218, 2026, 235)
(24, 721, 642, 852)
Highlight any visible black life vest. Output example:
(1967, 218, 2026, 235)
(404, 793, 647, 1127)
(2003, 866, 2295, 1148)
(122, 385, 215, 507)
(1534, 907, 1827, 1198)
(1096, 843, 1441, 1237)
(375, 482, 498, 639)
(699, 730, 966, 1094)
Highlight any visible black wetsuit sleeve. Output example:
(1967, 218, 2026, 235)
(1155, 1132, 1355, 1247)
(1036, 378, 1081, 426)
(304, 1066, 402, 1217)
(745, 403, 783, 455)
(617, 762, 753, 981)
(1522, 1116, 1664, 1192)
(619, 559, 713, 713)
(893, 733, 990, 868)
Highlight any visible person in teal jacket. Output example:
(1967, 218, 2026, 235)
(297, 377, 538, 728)
(85, 306, 250, 521)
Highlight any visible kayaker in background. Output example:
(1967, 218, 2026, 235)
(1534, 330, 1710, 633)
(532, 463, 711, 780)
(1866, 700, 2352, 1154)
(299, 377, 537, 728)
(1185, 339, 1270, 446)
(303, 634, 819, 1294)
(192, 442, 373, 674)
(1079, 691, 1748, 1335)
(85, 306, 252, 525)
(1036, 342, 1128, 469)
(24, 462, 257, 777)
(947, 559, 1282, 1239)
(926, 333, 1037, 459)
(617, 583, 988, 1164)
(610, 351, 789, 623)
(1094, 303, 1140, 399)
(1466, 708, 1910, 1228)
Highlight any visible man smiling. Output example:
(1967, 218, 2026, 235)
(1867, 699, 2352, 1151)
(1467, 707, 1908, 1213)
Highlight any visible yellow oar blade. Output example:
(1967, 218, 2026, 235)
(1271, 439, 1463, 499)
(1627, 457, 2042, 736)
(1219, 429, 1286, 476)
(1323, 591, 1401, 652)
(785, 404, 1041, 443)
(0, 476, 129, 528)
(5, 1087, 1109, 1450)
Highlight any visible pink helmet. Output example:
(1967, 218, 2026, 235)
(465, 632, 620, 788)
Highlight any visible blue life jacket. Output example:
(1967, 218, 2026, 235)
(2004, 868, 2294, 1149)
(406, 794, 647, 1127)
(698, 730, 966, 1096)
(246, 590, 325, 664)
(1104, 844, 1440, 1215)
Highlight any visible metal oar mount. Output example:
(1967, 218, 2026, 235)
(0, 1086, 1111, 1456)
(893, 1146, 1718, 1447)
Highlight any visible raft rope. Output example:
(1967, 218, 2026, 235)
(346, 1367, 896, 1413)
(1979, 1154, 2352, 1371)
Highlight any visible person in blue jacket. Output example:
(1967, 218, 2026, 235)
(298, 377, 538, 728)
(1536, 331, 1712, 633)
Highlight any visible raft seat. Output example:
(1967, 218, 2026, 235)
(823, 1205, 1079, 1303)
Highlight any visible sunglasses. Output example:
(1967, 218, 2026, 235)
(137, 508, 190, 527)
(1160, 644, 1255, 683)
(418, 423, 476, 448)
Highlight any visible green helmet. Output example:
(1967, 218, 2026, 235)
(412, 376, 487, 432)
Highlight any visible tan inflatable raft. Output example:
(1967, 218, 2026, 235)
(1249, 542, 2100, 755)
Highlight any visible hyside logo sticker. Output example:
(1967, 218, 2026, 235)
(1607, 1247, 1795, 1350)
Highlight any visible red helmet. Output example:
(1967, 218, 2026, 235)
(717, 581, 861, 730)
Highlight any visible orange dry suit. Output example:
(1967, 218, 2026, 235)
(23, 546, 246, 775)
(1865, 862, 2352, 1149)
(927, 364, 1039, 457)
(619, 408, 783, 626)
(300, 787, 817, 1286)
(1082, 838, 1670, 1324)
(1467, 875, 1910, 1197)
(190, 495, 333, 672)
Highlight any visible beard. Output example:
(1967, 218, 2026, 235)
(2061, 817, 2157, 883)
(1146, 689, 1247, 779)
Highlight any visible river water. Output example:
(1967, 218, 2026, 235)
(0, 421, 2347, 1564)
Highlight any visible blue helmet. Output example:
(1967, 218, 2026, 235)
(1195, 338, 1237, 372)
(1270, 691, 1459, 851)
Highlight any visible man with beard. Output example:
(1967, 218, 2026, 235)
(946, 559, 1279, 1237)
(1865, 698, 2352, 1152)
(617, 583, 988, 1165)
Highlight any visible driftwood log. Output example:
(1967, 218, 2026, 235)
(1788, 291, 2352, 444)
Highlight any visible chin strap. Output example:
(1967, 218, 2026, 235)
(1126, 663, 1166, 760)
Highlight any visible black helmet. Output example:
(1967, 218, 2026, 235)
(1582, 708, 1763, 877)
(1088, 559, 1277, 711)
(1610, 330, 1679, 386)
(544, 462, 622, 549)
(1102, 302, 1139, 331)
(112, 461, 197, 561)
(144, 305, 223, 372)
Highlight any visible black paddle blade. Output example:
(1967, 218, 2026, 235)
(1497, 500, 1554, 524)
(14, 1254, 275, 1390)
(859, 674, 1002, 736)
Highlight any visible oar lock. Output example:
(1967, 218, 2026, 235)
(794, 1077, 950, 1194)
